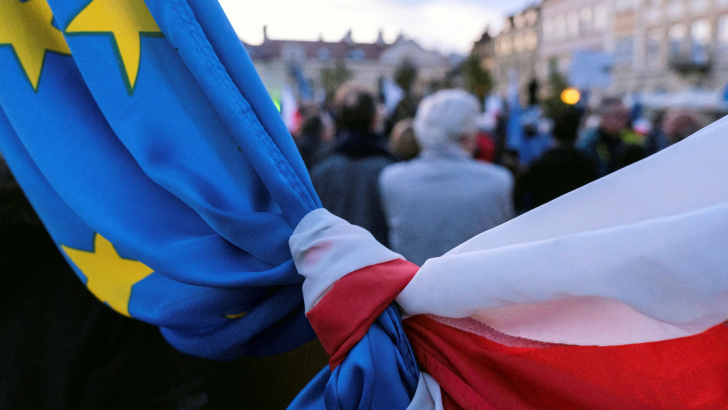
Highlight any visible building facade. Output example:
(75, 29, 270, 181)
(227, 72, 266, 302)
(472, 30, 497, 74)
(243, 28, 451, 102)
(493, 6, 542, 100)
(614, 0, 728, 94)
(539, 0, 611, 77)
(536, 0, 728, 100)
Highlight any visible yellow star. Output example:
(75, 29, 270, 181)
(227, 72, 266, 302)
(0, 0, 71, 91)
(61, 233, 153, 317)
(65, 0, 161, 92)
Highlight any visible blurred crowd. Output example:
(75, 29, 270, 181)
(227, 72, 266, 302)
(292, 82, 713, 266)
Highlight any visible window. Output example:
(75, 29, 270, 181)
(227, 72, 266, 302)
(348, 49, 365, 62)
(646, 29, 662, 67)
(525, 30, 538, 50)
(669, 24, 687, 58)
(645, 8, 661, 24)
(667, 1, 683, 20)
(514, 14, 525, 29)
(719, 16, 728, 59)
(614, 0, 636, 12)
(691, 0, 708, 13)
(554, 15, 566, 40)
(580, 7, 593, 33)
(567, 11, 580, 38)
(513, 33, 525, 53)
(690, 19, 711, 64)
(282, 44, 305, 63)
(499, 37, 512, 55)
(317, 48, 330, 61)
(594, 4, 608, 31)
(614, 37, 634, 65)
(543, 18, 554, 41)
(502, 19, 512, 34)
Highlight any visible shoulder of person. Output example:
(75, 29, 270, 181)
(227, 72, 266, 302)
(310, 154, 346, 178)
(378, 161, 413, 186)
(469, 160, 514, 184)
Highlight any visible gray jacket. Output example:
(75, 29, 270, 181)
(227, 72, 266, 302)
(379, 146, 514, 266)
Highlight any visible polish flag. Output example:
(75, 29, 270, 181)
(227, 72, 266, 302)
(290, 116, 728, 409)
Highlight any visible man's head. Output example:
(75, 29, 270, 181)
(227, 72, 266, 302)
(334, 83, 377, 132)
(413, 89, 480, 153)
(389, 118, 420, 160)
(551, 106, 581, 144)
(599, 101, 629, 136)
(662, 109, 701, 145)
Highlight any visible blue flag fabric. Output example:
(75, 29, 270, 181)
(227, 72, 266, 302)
(1, 1, 421, 408)
(505, 71, 523, 155)
(288, 307, 419, 410)
(0, 0, 319, 359)
(293, 65, 314, 102)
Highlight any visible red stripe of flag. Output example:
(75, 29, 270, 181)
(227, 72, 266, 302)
(306, 258, 419, 369)
(405, 315, 728, 410)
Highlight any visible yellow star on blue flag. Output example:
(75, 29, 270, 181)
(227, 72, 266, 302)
(0, 0, 70, 91)
(62, 234, 154, 317)
(0, 0, 320, 360)
(65, 0, 161, 93)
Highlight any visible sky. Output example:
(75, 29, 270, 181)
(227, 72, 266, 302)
(219, 0, 536, 55)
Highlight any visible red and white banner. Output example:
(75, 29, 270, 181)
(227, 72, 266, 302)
(290, 115, 728, 409)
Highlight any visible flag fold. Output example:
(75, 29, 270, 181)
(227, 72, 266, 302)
(0, 0, 319, 359)
(289, 117, 728, 408)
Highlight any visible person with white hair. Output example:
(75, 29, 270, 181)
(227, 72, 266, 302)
(379, 90, 514, 266)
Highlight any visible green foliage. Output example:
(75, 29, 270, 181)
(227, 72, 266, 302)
(387, 59, 420, 127)
(427, 76, 454, 93)
(542, 58, 572, 118)
(394, 59, 418, 96)
(463, 54, 492, 103)
(321, 61, 353, 100)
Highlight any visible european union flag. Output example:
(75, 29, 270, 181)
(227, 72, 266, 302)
(0, 0, 320, 359)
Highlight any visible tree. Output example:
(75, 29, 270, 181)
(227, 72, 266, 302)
(542, 58, 572, 118)
(389, 59, 420, 127)
(394, 59, 418, 96)
(463, 54, 492, 104)
(320, 61, 352, 101)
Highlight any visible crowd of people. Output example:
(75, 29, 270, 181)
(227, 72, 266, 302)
(293, 82, 710, 265)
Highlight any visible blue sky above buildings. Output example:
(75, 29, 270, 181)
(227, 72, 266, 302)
(220, 0, 536, 54)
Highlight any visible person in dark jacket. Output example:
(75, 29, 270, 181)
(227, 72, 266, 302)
(310, 84, 394, 246)
(514, 107, 599, 214)
(295, 112, 335, 171)
(576, 102, 644, 176)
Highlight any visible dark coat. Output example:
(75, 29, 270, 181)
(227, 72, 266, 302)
(514, 147, 599, 214)
(310, 130, 394, 246)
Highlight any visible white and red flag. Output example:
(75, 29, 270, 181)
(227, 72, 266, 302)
(290, 115, 728, 409)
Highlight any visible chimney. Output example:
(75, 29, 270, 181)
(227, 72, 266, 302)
(263, 25, 268, 42)
(376, 29, 386, 45)
(342, 29, 353, 44)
